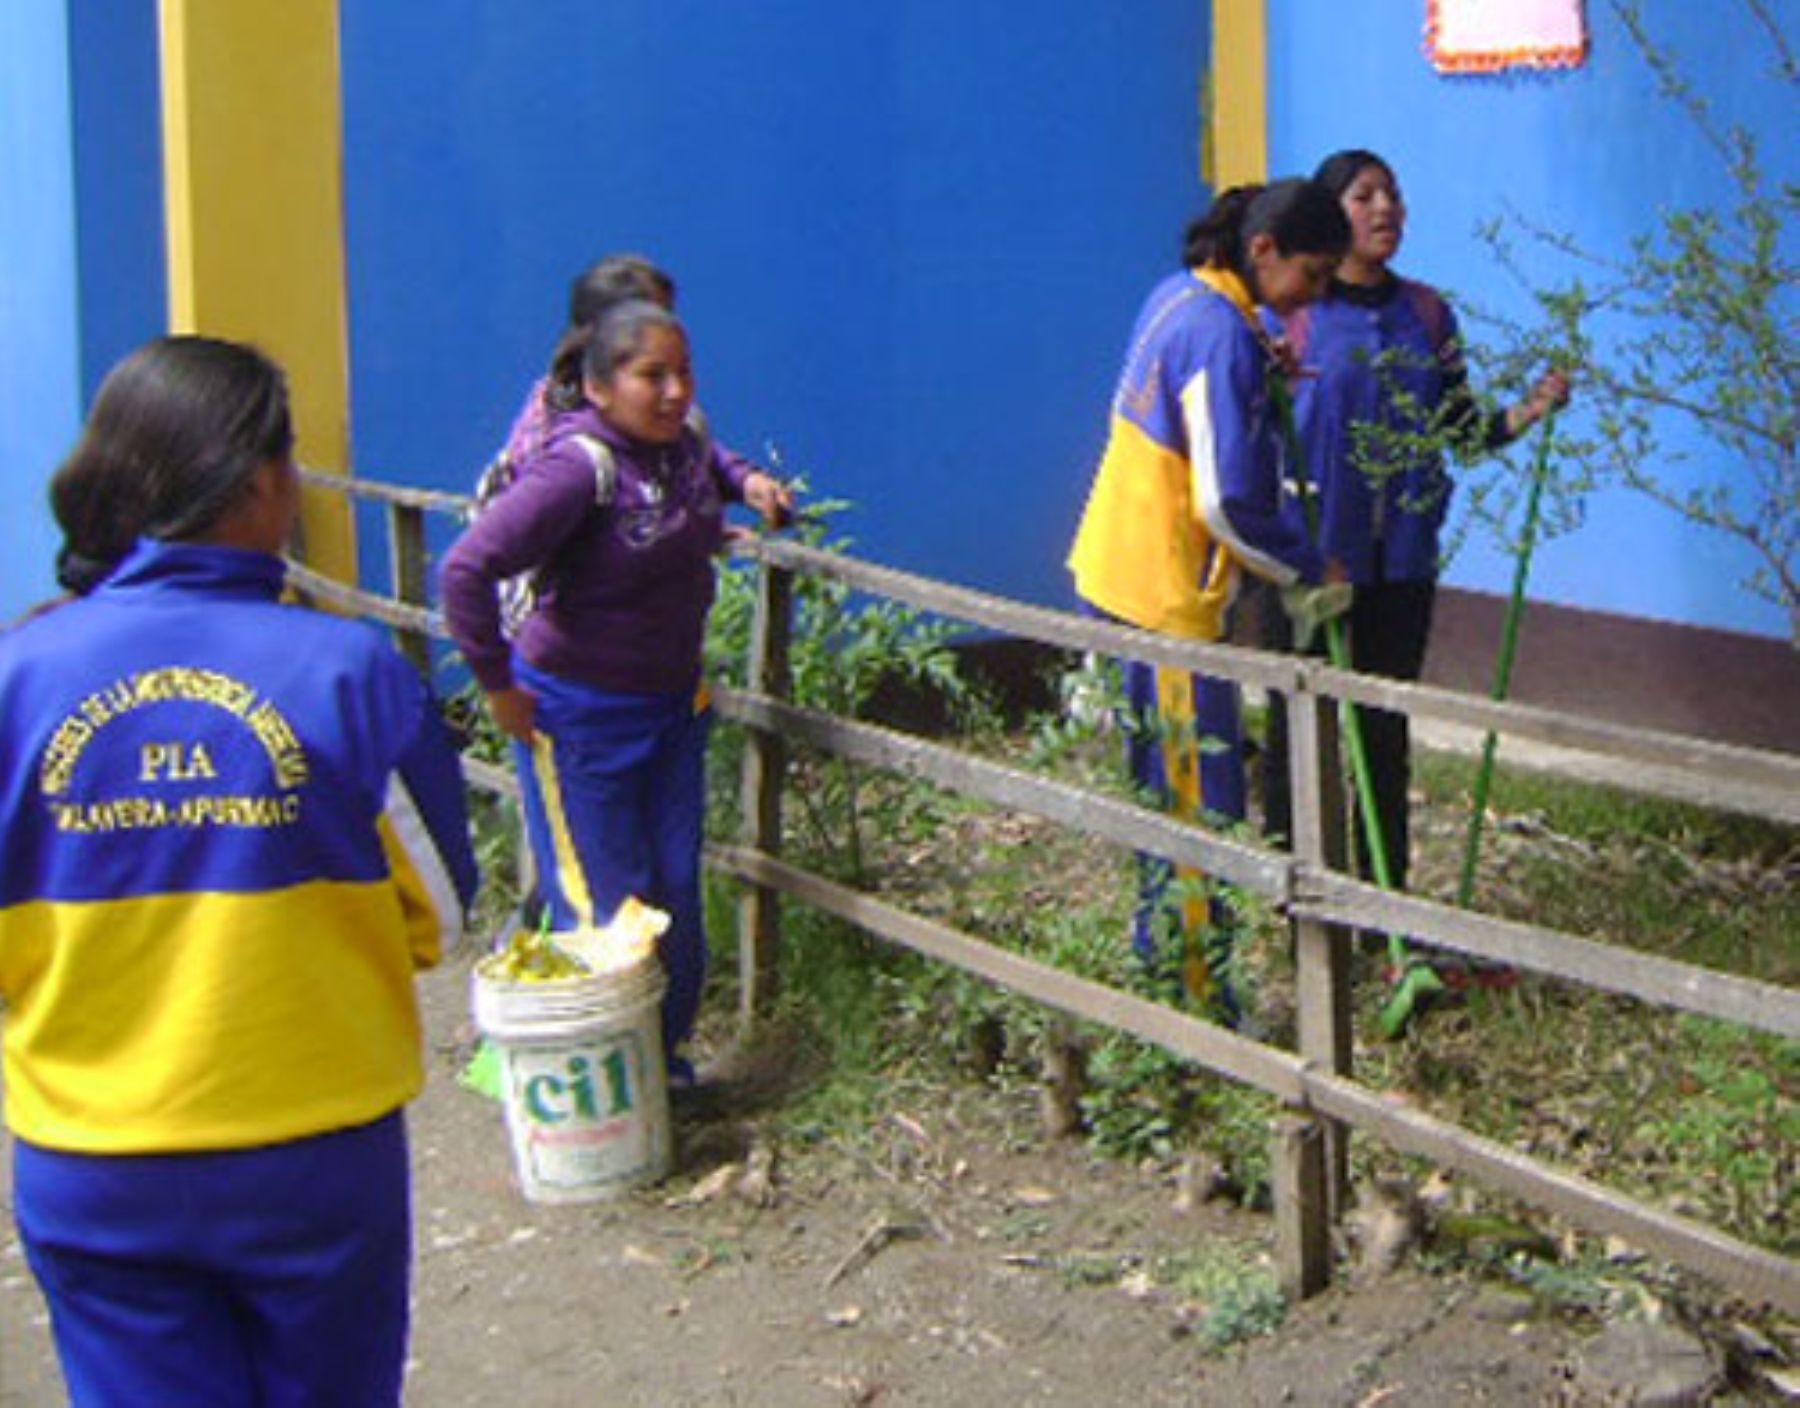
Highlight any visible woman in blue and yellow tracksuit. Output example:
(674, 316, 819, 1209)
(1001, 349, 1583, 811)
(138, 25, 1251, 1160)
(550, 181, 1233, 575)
(1068, 180, 1349, 1020)
(0, 336, 479, 1407)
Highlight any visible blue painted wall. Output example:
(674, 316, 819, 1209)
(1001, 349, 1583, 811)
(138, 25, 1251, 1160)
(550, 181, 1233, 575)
(22, 4, 1785, 640)
(339, 2, 1210, 614)
(0, 0, 164, 626)
(68, 0, 165, 407)
(0, 1, 82, 624)
(1267, 2, 1792, 639)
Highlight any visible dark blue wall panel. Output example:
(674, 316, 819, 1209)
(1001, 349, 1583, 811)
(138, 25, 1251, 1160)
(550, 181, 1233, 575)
(68, 0, 165, 406)
(340, 2, 1210, 614)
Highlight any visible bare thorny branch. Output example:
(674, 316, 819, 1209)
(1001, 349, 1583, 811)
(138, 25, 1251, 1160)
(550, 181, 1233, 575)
(1452, 0, 1798, 644)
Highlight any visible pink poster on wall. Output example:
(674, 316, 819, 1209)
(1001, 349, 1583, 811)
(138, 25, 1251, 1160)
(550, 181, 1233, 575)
(1426, 0, 1589, 73)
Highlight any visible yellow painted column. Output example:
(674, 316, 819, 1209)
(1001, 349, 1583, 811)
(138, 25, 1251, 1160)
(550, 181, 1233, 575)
(1207, 0, 1269, 188)
(159, 0, 355, 581)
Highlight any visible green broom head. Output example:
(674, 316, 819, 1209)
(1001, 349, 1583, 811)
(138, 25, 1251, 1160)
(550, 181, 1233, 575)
(1378, 957, 1448, 1039)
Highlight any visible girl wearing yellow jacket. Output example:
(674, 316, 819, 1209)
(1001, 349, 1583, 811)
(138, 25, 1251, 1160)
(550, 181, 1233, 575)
(1069, 180, 1349, 1019)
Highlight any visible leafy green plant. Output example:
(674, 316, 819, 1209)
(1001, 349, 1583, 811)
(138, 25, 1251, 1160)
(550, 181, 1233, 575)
(439, 677, 524, 937)
(706, 496, 972, 884)
(1161, 1247, 1288, 1351)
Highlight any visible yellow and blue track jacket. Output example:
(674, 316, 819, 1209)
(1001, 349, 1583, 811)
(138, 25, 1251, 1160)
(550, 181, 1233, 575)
(1069, 268, 1324, 639)
(0, 541, 479, 1153)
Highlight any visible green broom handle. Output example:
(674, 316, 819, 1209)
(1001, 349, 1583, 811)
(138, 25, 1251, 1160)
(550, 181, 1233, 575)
(1274, 367, 1441, 1038)
(1270, 376, 1396, 895)
(1323, 619, 1396, 892)
(1456, 411, 1557, 907)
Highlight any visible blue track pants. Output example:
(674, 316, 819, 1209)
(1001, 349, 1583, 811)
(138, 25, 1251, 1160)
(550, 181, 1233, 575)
(513, 659, 710, 1066)
(13, 1112, 411, 1408)
(1122, 657, 1245, 1021)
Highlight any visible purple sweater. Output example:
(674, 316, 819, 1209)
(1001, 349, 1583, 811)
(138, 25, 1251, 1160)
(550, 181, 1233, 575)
(441, 404, 752, 696)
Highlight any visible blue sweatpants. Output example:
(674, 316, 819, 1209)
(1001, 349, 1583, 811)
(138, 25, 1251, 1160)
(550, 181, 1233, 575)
(1122, 657, 1245, 1021)
(513, 659, 711, 1067)
(14, 1113, 411, 1408)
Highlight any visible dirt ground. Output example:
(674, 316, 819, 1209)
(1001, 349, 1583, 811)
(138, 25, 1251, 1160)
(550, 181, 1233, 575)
(1, 943, 1637, 1408)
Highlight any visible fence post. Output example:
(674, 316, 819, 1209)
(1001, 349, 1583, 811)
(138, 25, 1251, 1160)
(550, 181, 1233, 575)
(1277, 659, 1353, 1300)
(1274, 1113, 1330, 1299)
(737, 557, 793, 1030)
(387, 502, 432, 676)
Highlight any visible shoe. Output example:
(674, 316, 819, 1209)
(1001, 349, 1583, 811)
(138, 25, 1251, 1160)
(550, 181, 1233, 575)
(1433, 957, 1518, 993)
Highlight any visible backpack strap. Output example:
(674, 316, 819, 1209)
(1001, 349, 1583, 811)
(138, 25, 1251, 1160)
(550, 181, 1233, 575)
(569, 434, 618, 506)
(685, 405, 714, 463)
(468, 449, 515, 523)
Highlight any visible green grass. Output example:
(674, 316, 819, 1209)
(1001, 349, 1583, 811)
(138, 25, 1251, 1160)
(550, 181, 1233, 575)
(1413, 750, 1798, 983)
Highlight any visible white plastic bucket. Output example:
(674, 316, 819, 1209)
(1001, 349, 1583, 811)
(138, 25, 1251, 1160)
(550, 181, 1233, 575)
(471, 955, 671, 1203)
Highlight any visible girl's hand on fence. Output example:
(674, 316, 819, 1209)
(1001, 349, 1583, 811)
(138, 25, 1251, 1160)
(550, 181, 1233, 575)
(486, 686, 537, 742)
(744, 471, 796, 529)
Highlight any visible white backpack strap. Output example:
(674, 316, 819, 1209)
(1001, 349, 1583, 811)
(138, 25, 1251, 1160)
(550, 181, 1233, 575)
(570, 434, 617, 506)
(685, 404, 713, 460)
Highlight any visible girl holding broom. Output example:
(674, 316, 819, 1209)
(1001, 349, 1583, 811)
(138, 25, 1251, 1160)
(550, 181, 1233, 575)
(1260, 148, 1570, 989)
(1067, 179, 1352, 1023)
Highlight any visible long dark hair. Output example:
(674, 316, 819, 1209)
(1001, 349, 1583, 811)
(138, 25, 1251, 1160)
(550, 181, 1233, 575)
(1182, 179, 1350, 275)
(50, 336, 293, 592)
(545, 254, 677, 413)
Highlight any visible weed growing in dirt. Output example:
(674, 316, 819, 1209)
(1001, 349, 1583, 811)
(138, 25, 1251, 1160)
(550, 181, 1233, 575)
(646, 499, 1800, 1325)
(1414, 751, 1799, 982)
(1151, 1245, 1288, 1351)
(1378, 753, 1800, 1255)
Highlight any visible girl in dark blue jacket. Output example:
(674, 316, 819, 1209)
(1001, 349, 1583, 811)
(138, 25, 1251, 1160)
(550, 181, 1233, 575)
(1262, 149, 1569, 910)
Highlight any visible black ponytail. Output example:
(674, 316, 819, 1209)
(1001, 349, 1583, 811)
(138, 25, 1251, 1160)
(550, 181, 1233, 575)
(1183, 185, 1264, 269)
(544, 325, 594, 413)
(1183, 178, 1349, 278)
(49, 336, 293, 591)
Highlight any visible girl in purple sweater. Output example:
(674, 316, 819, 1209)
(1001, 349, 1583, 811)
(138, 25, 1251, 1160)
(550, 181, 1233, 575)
(442, 301, 790, 1081)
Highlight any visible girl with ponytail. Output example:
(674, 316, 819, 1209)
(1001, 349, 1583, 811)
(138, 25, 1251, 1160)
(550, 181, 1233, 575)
(1067, 179, 1350, 1021)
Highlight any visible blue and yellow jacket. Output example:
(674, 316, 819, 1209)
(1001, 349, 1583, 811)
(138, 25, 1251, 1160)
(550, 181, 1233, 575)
(0, 540, 479, 1153)
(1069, 267, 1323, 640)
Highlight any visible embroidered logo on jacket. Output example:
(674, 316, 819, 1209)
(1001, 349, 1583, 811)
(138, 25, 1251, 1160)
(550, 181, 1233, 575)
(38, 667, 310, 833)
